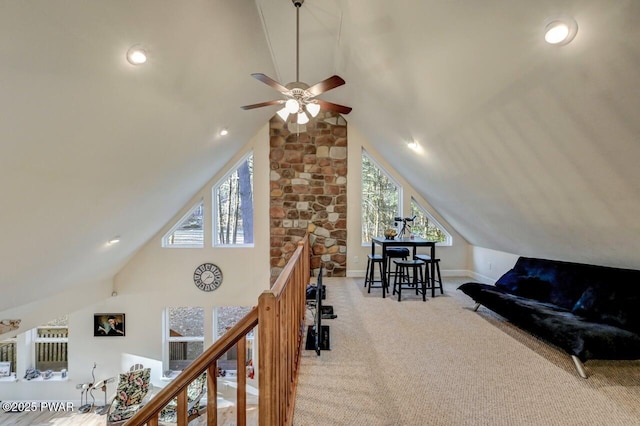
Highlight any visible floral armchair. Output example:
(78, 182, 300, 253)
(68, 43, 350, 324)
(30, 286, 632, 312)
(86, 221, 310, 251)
(106, 367, 152, 425)
(158, 372, 207, 424)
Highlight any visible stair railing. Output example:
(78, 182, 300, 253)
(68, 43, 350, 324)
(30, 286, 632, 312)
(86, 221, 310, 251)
(128, 234, 310, 426)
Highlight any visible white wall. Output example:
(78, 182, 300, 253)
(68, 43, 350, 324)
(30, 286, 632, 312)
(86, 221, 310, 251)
(0, 124, 271, 402)
(469, 246, 520, 283)
(0, 121, 488, 402)
(346, 125, 470, 277)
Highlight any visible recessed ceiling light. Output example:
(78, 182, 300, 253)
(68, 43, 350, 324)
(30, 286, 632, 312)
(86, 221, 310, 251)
(126, 45, 147, 65)
(219, 129, 229, 136)
(407, 140, 418, 149)
(544, 17, 578, 45)
(108, 237, 121, 245)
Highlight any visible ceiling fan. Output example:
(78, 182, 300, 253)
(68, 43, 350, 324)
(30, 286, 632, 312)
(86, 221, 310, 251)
(241, 0, 352, 124)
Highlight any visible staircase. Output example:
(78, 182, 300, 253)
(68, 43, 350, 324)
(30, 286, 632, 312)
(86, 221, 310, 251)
(127, 234, 310, 426)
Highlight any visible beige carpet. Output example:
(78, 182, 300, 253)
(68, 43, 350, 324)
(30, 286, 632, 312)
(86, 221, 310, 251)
(293, 277, 640, 426)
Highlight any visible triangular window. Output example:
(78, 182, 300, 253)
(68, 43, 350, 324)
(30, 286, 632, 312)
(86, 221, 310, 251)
(162, 200, 204, 248)
(410, 198, 452, 245)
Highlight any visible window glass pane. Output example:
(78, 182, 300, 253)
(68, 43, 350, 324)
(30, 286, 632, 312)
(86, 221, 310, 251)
(361, 152, 400, 243)
(35, 315, 69, 372)
(35, 341, 68, 371)
(169, 341, 204, 371)
(214, 154, 254, 246)
(168, 307, 204, 371)
(215, 306, 253, 339)
(410, 198, 449, 243)
(215, 306, 254, 372)
(0, 341, 16, 374)
(163, 201, 204, 247)
(169, 307, 204, 337)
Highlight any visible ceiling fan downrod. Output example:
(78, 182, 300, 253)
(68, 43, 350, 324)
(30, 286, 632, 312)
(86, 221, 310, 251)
(293, 0, 303, 83)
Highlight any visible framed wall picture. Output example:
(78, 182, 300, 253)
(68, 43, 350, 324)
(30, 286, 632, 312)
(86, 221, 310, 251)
(0, 361, 11, 377)
(94, 313, 125, 337)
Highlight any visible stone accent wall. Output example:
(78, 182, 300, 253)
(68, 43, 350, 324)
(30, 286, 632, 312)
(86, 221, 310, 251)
(269, 112, 347, 281)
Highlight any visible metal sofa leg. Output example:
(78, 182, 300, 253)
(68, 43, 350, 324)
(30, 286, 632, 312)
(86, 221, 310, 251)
(571, 355, 588, 379)
(473, 302, 481, 312)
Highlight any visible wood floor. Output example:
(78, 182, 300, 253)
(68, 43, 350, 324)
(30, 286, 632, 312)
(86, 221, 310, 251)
(0, 408, 208, 425)
(0, 408, 106, 426)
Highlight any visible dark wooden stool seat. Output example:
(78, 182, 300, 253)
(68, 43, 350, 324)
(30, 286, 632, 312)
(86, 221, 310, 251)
(385, 247, 410, 285)
(415, 254, 443, 296)
(364, 254, 384, 293)
(392, 259, 426, 301)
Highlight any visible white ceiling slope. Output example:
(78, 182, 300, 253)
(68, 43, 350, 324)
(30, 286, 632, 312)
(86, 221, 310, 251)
(1, 0, 639, 315)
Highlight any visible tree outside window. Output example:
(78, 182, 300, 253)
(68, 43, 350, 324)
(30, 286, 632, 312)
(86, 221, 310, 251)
(410, 198, 451, 244)
(214, 153, 254, 246)
(361, 151, 401, 243)
(162, 201, 204, 248)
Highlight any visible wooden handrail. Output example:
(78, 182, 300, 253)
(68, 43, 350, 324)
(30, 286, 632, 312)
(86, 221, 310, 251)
(128, 234, 310, 425)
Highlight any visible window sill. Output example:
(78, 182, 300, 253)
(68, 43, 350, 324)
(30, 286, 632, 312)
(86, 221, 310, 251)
(22, 372, 69, 382)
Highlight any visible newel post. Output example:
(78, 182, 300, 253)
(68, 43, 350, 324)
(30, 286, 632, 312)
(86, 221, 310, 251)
(258, 291, 280, 425)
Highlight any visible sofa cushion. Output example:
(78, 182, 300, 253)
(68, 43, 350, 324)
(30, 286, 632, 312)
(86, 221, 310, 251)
(512, 257, 596, 309)
(494, 270, 552, 302)
(572, 284, 640, 334)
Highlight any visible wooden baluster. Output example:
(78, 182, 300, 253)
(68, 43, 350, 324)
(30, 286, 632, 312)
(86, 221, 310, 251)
(207, 364, 218, 426)
(237, 338, 247, 426)
(177, 386, 188, 426)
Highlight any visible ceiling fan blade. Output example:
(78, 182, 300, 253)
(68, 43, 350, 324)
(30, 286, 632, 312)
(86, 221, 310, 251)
(307, 75, 346, 97)
(316, 100, 352, 114)
(251, 73, 289, 93)
(240, 99, 286, 110)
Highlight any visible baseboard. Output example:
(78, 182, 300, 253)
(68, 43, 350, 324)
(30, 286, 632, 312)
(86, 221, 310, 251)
(468, 271, 494, 283)
(347, 269, 366, 277)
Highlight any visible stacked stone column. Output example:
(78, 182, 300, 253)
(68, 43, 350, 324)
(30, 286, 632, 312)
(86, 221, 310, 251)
(269, 112, 347, 281)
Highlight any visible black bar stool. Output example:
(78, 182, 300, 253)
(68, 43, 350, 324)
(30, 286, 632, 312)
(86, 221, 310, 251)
(385, 247, 410, 285)
(364, 254, 384, 293)
(392, 258, 426, 301)
(415, 254, 443, 295)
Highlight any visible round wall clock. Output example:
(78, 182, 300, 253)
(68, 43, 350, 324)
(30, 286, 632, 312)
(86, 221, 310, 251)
(193, 263, 223, 292)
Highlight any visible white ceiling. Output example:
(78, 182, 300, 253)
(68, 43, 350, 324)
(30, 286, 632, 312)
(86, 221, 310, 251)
(1, 0, 639, 314)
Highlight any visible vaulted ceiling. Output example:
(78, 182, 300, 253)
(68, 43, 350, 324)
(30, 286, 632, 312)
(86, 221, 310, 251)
(1, 0, 639, 314)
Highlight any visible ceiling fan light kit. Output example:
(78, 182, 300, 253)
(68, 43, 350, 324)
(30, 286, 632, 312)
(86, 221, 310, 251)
(241, 0, 351, 123)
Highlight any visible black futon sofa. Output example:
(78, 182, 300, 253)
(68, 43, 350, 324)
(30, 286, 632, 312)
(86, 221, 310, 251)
(458, 257, 640, 378)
